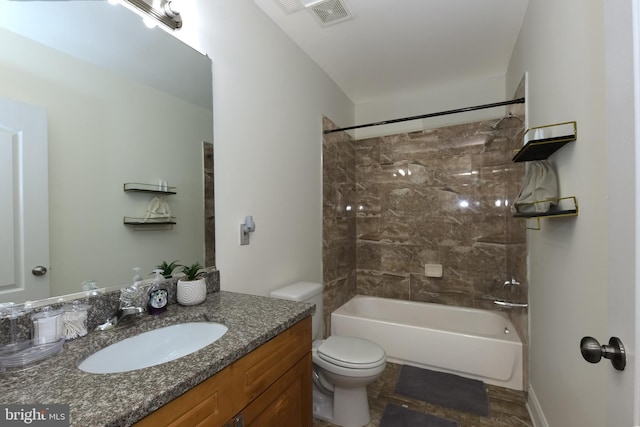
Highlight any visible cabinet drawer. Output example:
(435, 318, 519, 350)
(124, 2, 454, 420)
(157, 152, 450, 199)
(231, 317, 311, 412)
(134, 367, 233, 427)
(240, 353, 312, 427)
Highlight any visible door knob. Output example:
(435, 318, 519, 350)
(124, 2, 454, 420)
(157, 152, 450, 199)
(580, 336, 626, 371)
(31, 266, 48, 277)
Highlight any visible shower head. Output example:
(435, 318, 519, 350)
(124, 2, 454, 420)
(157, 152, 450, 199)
(491, 113, 523, 130)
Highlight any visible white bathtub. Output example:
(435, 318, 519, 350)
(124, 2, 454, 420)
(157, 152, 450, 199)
(331, 295, 523, 390)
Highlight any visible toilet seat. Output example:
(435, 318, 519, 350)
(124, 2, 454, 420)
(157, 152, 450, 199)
(316, 336, 386, 369)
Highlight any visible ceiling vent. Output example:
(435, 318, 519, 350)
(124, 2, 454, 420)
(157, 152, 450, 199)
(307, 0, 353, 26)
(271, 0, 353, 26)
(273, 0, 306, 14)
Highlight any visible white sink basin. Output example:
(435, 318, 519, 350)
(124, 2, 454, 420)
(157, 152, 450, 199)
(78, 322, 228, 374)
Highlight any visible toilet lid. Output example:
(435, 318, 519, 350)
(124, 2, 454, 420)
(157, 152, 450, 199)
(317, 336, 386, 369)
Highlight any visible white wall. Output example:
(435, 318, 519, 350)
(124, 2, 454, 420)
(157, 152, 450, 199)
(175, 1, 354, 295)
(0, 28, 212, 296)
(506, 2, 608, 426)
(354, 74, 507, 139)
(603, 2, 639, 425)
(173, 1, 636, 422)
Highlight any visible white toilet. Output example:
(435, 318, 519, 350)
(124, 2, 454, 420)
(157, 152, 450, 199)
(270, 282, 386, 427)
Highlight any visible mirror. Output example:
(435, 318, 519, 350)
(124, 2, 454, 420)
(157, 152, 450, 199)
(0, 1, 214, 303)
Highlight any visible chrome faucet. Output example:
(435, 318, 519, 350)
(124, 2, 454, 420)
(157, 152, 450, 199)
(96, 285, 146, 331)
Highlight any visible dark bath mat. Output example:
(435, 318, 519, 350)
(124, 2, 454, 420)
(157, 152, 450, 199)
(394, 365, 490, 417)
(380, 403, 458, 427)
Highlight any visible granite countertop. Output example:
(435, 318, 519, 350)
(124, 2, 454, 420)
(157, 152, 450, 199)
(0, 291, 314, 427)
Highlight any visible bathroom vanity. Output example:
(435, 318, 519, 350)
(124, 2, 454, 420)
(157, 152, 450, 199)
(0, 291, 314, 427)
(134, 316, 312, 426)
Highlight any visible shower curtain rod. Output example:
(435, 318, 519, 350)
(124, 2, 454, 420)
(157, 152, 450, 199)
(324, 97, 525, 134)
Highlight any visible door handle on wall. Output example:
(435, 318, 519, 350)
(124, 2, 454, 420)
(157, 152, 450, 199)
(580, 336, 626, 371)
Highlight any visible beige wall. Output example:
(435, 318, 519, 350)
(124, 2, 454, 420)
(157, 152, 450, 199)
(506, 1, 609, 426)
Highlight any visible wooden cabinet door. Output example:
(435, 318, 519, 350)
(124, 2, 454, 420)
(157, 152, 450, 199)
(133, 367, 233, 427)
(230, 317, 311, 413)
(240, 353, 312, 427)
(134, 317, 312, 427)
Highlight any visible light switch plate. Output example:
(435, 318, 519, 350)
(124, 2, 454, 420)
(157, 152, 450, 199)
(240, 224, 250, 245)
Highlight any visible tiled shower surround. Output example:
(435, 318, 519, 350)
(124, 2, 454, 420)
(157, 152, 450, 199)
(322, 117, 358, 331)
(355, 121, 527, 308)
(322, 115, 529, 380)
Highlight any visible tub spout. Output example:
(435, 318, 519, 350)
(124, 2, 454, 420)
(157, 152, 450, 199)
(494, 300, 528, 308)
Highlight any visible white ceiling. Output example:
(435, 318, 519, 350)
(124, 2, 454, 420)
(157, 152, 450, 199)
(254, 0, 529, 104)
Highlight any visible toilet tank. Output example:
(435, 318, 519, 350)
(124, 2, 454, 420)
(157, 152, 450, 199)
(270, 281, 323, 340)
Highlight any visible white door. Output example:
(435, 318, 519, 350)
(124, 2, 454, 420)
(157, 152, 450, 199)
(0, 97, 50, 303)
(604, 1, 639, 425)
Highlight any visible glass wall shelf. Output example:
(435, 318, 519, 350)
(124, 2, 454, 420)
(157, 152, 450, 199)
(512, 121, 577, 162)
(123, 183, 176, 194)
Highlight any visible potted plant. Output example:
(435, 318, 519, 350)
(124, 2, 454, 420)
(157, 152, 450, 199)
(177, 262, 207, 306)
(154, 260, 182, 279)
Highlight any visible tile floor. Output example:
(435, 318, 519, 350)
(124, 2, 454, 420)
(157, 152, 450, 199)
(312, 363, 533, 427)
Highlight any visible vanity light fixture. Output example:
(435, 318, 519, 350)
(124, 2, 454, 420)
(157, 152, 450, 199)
(240, 216, 256, 246)
(116, 0, 182, 30)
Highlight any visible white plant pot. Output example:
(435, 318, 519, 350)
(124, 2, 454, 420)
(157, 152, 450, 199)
(177, 278, 207, 306)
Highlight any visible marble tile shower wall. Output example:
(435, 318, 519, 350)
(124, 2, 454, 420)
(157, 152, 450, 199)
(204, 142, 215, 267)
(322, 117, 357, 336)
(354, 120, 527, 312)
(322, 115, 528, 387)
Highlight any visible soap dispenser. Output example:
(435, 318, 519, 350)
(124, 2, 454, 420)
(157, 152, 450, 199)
(147, 269, 168, 315)
(132, 267, 143, 283)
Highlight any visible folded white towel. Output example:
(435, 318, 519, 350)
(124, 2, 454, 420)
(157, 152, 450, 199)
(512, 160, 558, 214)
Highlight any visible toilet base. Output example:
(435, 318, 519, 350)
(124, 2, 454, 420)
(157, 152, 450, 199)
(312, 383, 371, 427)
(333, 385, 370, 427)
(312, 386, 334, 422)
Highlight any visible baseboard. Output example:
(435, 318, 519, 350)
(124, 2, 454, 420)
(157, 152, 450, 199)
(527, 385, 549, 427)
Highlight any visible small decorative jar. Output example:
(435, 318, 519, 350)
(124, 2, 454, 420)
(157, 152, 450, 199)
(31, 308, 64, 344)
(62, 301, 91, 340)
(177, 278, 207, 306)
